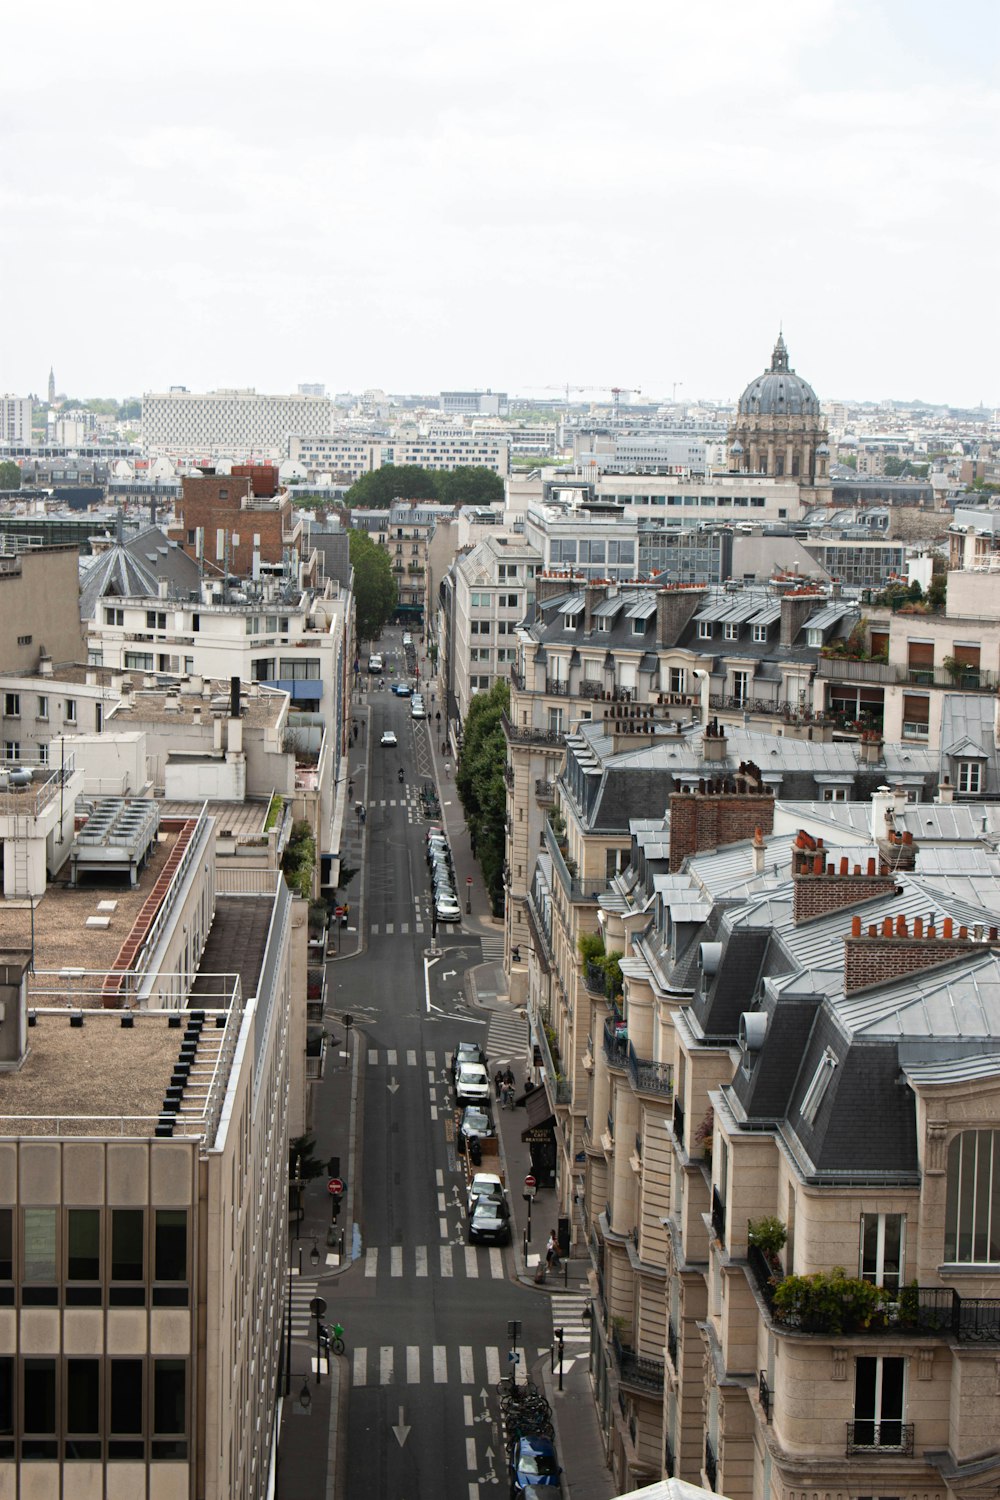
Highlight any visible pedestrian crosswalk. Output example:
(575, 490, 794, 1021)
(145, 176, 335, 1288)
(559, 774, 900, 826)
(479, 934, 505, 963)
(362, 1244, 507, 1280)
(351, 1341, 528, 1388)
(550, 1292, 591, 1378)
(286, 1275, 320, 1337)
(486, 1009, 529, 1068)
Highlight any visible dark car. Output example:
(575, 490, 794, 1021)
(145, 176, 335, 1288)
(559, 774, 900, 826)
(452, 1042, 487, 1076)
(468, 1197, 511, 1246)
(509, 1434, 562, 1493)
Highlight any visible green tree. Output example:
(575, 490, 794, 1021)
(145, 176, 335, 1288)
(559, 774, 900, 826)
(344, 465, 440, 507)
(434, 466, 504, 505)
(456, 680, 510, 914)
(0, 461, 21, 490)
(349, 529, 397, 641)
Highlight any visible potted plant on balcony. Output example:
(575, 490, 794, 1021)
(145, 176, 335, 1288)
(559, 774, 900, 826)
(747, 1216, 787, 1273)
(694, 1105, 714, 1162)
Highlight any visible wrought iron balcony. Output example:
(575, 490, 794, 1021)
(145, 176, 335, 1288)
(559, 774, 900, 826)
(846, 1421, 914, 1456)
(603, 1017, 629, 1070)
(503, 762, 515, 789)
(711, 1187, 726, 1246)
(628, 1046, 673, 1098)
(509, 666, 526, 690)
(501, 711, 565, 747)
(545, 678, 570, 695)
(584, 959, 608, 995)
(535, 1018, 572, 1105)
(611, 1328, 665, 1394)
(672, 1096, 685, 1145)
(535, 778, 555, 804)
(704, 1436, 717, 1491)
(758, 1369, 771, 1422)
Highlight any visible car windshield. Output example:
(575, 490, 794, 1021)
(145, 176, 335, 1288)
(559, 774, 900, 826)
(519, 1450, 558, 1477)
(463, 1109, 491, 1132)
(458, 1065, 486, 1082)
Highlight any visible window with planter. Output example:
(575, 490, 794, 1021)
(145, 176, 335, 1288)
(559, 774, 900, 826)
(860, 1213, 904, 1294)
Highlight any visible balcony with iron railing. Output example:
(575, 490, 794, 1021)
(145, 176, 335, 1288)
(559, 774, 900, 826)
(704, 1436, 717, 1491)
(580, 680, 636, 702)
(758, 1369, 771, 1422)
(534, 778, 555, 804)
(603, 1016, 629, 1071)
(543, 819, 599, 902)
(502, 711, 566, 747)
(672, 1096, 685, 1146)
(711, 1188, 726, 1246)
(747, 1246, 1000, 1341)
(846, 1421, 914, 1457)
(536, 1018, 572, 1105)
(628, 1045, 673, 1098)
(611, 1328, 665, 1394)
(585, 959, 608, 995)
(510, 666, 526, 691)
(545, 678, 570, 696)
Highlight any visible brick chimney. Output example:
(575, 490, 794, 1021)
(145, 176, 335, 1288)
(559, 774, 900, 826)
(536, 572, 584, 609)
(876, 827, 919, 872)
(780, 591, 823, 648)
(792, 835, 899, 923)
(703, 717, 728, 762)
(844, 913, 1000, 994)
(668, 765, 775, 869)
(656, 586, 707, 647)
(583, 582, 605, 634)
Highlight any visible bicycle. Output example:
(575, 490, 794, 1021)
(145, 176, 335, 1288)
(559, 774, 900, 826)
(320, 1321, 346, 1356)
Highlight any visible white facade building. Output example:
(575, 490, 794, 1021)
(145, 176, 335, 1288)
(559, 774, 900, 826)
(449, 535, 541, 720)
(142, 388, 335, 460)
(0, 395, 32, 445)
(288, 430, 510, 480)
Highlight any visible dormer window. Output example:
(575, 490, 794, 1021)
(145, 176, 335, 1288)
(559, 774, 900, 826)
(958, 761, 982, 794)
(724, 621, 740, 641)
(631, 619, 646, 636)
(800, 1048, 837, 1125)
(698, 621, 714, 640)
(807, 627, 824, 648)
(596, 617, 609, 632)
(565, 612, 581, 631)
(752, 624, 768, 643)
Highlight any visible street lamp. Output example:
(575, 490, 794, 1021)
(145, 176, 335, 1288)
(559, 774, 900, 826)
(298, 1378, 311, 1410)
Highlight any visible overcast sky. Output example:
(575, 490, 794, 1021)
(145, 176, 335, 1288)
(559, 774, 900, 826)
(2, 0, 997, 409)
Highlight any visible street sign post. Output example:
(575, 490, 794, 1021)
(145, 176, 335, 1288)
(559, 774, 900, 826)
(523, 1174, 536, 1242)
(327, 1178, 344, 1197)
(466, 875, 473, 914)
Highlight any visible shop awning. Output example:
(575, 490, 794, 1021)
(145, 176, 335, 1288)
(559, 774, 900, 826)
(520, 1086, 555, 1136)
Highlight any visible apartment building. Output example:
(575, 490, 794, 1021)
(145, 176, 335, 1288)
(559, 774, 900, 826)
(447, 535, 540, 722)
(503, 580, 864, 972)
(142, 388, 334, 461)
(0, 397, 33, 445)
(813, 528, 1000, 754)
(0, 791, 305, 1499)
(0, 545, 86, 673)
(543, 759, 1000, 1497)
(166, 470, 306, 577)
(288, 429, 509, 480)
(351, 501, 456, 627)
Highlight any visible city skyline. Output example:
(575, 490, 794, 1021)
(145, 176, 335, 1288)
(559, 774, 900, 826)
(1, 0, 998, 407)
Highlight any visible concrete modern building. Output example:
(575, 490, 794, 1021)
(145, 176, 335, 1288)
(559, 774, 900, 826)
(0, 798, 304, 1499)
(0, 545, 86, 673)
(0, 397, 33, 445)
(142, 389, 335, 462)
(288, 429, 510, 481)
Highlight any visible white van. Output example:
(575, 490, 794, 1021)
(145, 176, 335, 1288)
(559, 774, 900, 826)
(368, 654, 383, 674)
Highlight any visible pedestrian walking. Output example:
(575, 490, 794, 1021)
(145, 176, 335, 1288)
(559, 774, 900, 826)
(501, 1081, 514, 1110)
(503, 1065, 515, 1091)
(348, 779, 354, 800)
(546, 1230, 560, 1272)
(494, 1069, 504, 1100)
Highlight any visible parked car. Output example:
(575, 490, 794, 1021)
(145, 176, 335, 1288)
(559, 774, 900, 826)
(452, 1043, 487, 1078)
(466, 1172, 505, 1215)
(368, 654, 383, 674)
(509, 1434, 563, 1494)
(468, 1197, 511, 1246)
(411, 700, 427, 719)
(454, 1062, 489, 1103)
(459, 1105, 495, 1142)
(435, 893, 462, 924)
(380, 729, 397, 747)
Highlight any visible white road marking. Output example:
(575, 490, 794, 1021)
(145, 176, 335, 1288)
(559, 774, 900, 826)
(391, 1246, 402, 1277)
(464, 1248, 479, 1279)
(459, 1346, 474, 1383)
(406, 1346, 420, 1383)
(466, 1436, 477, 1468)
(434, 1346, 448, 1383)
(364, 1248, 378, 1278)
(486, 1347, 500, 1383)
(440, 1245, 453, 1277)
(353, 1347, 367, 1385)
(415, 1246, 428, 1277)
(380, 1346, 393, 1384)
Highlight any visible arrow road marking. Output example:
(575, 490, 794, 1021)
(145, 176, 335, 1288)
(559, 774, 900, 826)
(387, 1078, 400, 1094)
(442, 969, 457, 981)
(392, 1406, 411, 1447)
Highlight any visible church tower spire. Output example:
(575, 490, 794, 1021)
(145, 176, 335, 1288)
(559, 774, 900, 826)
(47, 367, 55, 404)
(770, 332, 789, 373)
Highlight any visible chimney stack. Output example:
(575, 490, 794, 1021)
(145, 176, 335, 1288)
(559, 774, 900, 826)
(844, 917, 999, 994)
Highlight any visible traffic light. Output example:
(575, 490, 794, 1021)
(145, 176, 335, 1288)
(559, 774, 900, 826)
(554, 1327, 564, 1341)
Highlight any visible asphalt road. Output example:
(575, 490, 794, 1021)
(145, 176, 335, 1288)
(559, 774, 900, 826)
(323, 669, 552, 1499)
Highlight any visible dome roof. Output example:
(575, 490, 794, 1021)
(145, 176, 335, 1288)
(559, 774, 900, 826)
(737, 333, 820, 418)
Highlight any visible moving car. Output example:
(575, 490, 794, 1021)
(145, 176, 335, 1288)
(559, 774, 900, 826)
(468, 1197, 511, 1246)
(368, 654, 383, 674)
(380, 729, 398, 747)
(509, 1435, 563, 1494)
(391, 681, 412, 697)
(454, 1062, 489, 1103)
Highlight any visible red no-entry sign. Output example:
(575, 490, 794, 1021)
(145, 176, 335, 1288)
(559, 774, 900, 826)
(466, 876, 473, 885)
(328, 1177, 344, 1197)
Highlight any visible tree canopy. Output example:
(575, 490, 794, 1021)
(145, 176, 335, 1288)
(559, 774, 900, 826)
(0, 461, 21, 490)
(344, 464, 504, 509)
(455, 680, 510, 915)
(349, 529, 397, 641)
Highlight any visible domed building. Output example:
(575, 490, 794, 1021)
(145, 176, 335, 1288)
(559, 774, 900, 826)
(728, 332, 830, 487)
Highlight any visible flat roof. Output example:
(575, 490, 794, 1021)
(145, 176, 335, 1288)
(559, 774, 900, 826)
(0, 1008, 222, 1137)
(0, 830, 180, 996)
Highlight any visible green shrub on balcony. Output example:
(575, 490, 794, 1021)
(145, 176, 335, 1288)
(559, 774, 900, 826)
(748, 1216, 787, 1265)
(771, 1266, 895, 1333)
(578, 931, 605, 964)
